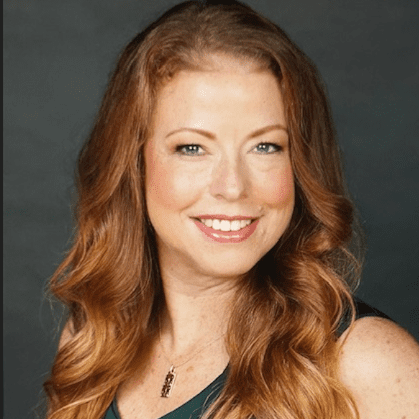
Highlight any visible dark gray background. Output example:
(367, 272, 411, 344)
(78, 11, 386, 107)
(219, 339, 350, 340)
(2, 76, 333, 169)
(3, 0, 419, 418)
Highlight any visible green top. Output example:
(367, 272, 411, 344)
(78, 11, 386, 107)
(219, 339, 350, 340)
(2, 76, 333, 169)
(103, 298, 390, 419)
(103, 367, 228, 419)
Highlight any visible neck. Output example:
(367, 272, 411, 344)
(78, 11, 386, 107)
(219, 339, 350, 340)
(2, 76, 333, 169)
(159, 271, 238, 358)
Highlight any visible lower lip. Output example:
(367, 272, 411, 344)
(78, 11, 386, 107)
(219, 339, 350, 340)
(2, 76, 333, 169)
(193, 219, 259, 243)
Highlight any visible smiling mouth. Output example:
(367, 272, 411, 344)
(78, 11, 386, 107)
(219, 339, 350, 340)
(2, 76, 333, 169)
(196, 218, 254, 232)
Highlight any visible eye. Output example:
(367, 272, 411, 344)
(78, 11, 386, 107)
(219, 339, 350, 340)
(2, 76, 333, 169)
(252, 143, 282, 154)
(175, 144, 205, 156)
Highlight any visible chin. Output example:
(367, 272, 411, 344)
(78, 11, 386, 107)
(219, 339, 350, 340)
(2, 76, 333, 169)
(194, 252, 265, 280)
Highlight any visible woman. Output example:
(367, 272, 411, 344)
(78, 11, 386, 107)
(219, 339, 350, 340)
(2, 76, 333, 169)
(44, 1, 419, 418)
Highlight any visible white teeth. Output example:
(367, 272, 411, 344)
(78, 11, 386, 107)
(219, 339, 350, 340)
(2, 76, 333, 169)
(212, 219, 221, 230)
(200, 218, 252, 232)
(220, 220, 230, 231)
(231, 220, 241, 231)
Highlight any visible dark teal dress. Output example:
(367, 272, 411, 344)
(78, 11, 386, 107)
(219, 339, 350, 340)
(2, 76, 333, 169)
(103, 298, 390, 419)
(103, 367, 228, 419)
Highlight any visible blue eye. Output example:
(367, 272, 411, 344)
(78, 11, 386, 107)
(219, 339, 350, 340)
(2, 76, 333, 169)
(176, 144, 205, 156)
(253, 143, 282, 154)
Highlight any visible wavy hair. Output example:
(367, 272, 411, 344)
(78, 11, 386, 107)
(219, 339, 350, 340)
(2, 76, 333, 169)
(44, 1, 363, 418)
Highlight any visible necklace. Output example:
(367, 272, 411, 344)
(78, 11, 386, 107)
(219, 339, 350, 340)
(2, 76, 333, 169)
(158, 326, 225, 398)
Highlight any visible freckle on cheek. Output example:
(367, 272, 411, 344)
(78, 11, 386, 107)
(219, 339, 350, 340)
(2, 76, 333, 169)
(149, 164, 172, 202)
(270, 175, 294, 203)
(277, 184, 290, 200)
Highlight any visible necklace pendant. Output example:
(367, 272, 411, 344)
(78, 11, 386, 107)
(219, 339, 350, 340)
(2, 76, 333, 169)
(161, 365, 177, 398)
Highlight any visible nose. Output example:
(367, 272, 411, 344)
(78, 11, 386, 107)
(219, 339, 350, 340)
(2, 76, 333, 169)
(209, 153, 248, 201)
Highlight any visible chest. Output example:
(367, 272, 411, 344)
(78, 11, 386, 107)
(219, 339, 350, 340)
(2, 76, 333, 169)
(116, 352, 228, 419)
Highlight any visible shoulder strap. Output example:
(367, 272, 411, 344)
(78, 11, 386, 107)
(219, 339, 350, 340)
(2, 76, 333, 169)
(337, 297, 391, 337)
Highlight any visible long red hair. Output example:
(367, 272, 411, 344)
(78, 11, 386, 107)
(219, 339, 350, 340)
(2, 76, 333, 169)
(44, 1, 362, 418)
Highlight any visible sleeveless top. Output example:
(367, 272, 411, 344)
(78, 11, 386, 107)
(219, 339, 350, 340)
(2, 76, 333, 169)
(103, 297, 390, 419)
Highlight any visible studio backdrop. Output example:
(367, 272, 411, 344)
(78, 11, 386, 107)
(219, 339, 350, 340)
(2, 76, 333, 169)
(4, 1, 419, 418)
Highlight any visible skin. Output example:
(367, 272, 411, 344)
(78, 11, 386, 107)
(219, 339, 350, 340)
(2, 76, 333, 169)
(144, 58, 295, 288)
(59, 55, 419, 419)
(338, 317, 419, 418)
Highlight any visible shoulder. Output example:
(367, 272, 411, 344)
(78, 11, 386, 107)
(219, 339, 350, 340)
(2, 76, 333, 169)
(338, 316, 419, 418)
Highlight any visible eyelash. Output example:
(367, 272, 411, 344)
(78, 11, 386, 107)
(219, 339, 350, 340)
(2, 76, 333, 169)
(253, 143, 282, 154)
(175, 142, 282, 156)
(175, 144, 205, 156)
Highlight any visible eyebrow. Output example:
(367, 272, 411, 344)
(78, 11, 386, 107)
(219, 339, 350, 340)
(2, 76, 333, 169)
(165, 124, 288, 140)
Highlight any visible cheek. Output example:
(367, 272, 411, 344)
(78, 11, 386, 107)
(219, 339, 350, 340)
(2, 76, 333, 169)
(253, 165, 295, 208)
(145, 149, 205, 212)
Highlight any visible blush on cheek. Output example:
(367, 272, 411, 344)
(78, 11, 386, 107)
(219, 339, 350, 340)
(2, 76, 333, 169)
(146, 153, 203, 211)
(145, 145, 172, 208)
(146, 160, 179, 210)
(262, 167, 295, 206)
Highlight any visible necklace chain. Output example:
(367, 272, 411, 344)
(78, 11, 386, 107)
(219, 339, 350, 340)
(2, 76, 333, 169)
(158, 321, 225, 398)
(158, 325, 225, 369)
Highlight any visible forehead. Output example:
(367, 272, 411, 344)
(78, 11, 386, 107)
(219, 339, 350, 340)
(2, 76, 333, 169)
(154, 54, 282, 114)
(154, 52, 274, 99)
(153, 66, 286, 135)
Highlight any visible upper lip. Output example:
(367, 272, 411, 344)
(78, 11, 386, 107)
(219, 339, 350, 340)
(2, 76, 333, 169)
(194, 214, 257, 221)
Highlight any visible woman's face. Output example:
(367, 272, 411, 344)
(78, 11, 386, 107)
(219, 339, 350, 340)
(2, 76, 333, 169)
(145, 56, 295, 282)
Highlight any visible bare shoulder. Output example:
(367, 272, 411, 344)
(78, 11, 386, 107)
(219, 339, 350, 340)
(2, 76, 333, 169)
(338, 316, 419, 418)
